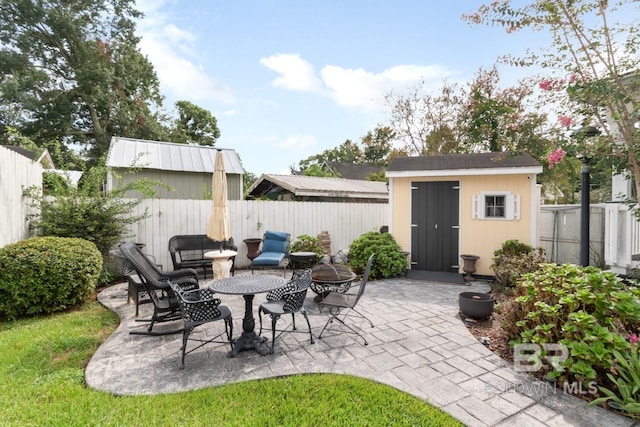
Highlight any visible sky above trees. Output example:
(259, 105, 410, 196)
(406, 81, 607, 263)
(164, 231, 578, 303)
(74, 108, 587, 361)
(133, 1, 546, 175)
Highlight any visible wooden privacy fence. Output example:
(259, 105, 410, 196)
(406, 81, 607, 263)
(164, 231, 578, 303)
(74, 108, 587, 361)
(125, 199, 389, 271)
(0, 146, 42, 248)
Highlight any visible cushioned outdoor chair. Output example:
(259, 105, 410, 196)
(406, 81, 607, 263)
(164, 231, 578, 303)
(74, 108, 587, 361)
(119, 242, 199, 335)
(258, 269, 314, 354)
(318, 253, 375, 345)
(168, 282, 233, 369)
(251, 230, 290, 277)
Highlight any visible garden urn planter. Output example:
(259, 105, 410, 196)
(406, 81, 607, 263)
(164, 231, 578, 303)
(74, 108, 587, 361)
(459, 291, 495, 319)
(243, 238, 262, 261)
(460, 254, 479, 281)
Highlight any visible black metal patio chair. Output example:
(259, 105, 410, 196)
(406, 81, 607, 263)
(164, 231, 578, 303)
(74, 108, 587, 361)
(168, 282, 233, 369)
(119, 242, 199, 335)
(318, 253, 375, 345)
(258, 268, 314, 354)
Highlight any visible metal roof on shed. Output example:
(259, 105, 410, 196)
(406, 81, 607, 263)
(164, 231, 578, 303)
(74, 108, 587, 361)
(248, 174, 388, 199)
(387, 152, 541, 177)
(105, 137, 244, 174)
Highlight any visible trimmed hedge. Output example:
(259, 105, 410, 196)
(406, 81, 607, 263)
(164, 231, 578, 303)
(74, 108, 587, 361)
(0, 236, 102, 319)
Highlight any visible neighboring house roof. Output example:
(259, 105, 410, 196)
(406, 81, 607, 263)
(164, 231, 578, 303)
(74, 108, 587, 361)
(248, 174, 388, 200)
(386, 152, 542, 177)
(3, 145, 55, 169)
(105, 137, 244, 174)
(321, 161, 385, 180)
(50, 169, 83, 188)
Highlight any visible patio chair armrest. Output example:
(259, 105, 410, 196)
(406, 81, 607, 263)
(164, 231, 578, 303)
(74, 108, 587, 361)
(165, 277, 199, 292)
(162, 267, 199, 280)
(180, 288, 221, 305)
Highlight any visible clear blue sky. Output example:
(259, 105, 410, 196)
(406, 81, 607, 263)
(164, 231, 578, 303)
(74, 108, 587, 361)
(135, 1, 540, 176)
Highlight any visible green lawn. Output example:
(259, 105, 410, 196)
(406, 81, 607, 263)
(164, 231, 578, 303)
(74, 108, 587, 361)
(0, 300, 463, 426)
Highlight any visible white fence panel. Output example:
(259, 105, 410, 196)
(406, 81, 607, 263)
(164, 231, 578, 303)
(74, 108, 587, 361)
(0, 146, 42, 248)
(539, 204, 605, 267)
(124, 199, 388, 271)
(605, 203, 640, 274)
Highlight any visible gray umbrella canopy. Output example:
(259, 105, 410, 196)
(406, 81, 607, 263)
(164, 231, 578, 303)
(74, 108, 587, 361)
(207, 150, 231, 242)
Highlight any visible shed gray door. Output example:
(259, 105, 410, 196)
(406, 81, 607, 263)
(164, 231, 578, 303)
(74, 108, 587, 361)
(411, 181, 459, 272)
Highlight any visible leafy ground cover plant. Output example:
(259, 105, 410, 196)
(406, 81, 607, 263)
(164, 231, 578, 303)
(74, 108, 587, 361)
(348, 231, 408, 279)
(500, 263, 640, 389)
(591, 344, 640, 418)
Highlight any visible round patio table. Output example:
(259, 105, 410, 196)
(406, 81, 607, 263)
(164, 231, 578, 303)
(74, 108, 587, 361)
(209, 274, 286, 356)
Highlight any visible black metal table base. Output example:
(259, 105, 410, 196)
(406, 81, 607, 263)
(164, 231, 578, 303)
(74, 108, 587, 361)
(229, 331, 269, 357)
(208, 275, 287, 357)
(227, 294, 270, 357)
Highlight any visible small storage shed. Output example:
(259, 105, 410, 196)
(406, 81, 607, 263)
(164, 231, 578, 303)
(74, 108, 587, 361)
(386, 152, 542, 277)
(106, 137, 244, 200)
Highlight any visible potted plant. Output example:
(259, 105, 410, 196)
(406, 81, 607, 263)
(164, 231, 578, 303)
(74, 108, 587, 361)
(289, 235, 324, 269)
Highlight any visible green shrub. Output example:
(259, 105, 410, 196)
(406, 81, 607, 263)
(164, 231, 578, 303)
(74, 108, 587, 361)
(491, 239, 546, 289)
(24, 162, 156, 257)
(0, 236, 102, 319)
(501, 263, 640, 384)
(348, 231, 408, 279)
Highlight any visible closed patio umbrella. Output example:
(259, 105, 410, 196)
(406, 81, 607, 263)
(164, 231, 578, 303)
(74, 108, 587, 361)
(207, 150, 231, 243)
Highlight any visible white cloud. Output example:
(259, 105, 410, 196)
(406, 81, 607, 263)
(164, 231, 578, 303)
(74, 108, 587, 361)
(323, 64, 452, 112)
(136, 2, 235, 104)
(260, 54, 324, 93)
(260, 53, 452, 113)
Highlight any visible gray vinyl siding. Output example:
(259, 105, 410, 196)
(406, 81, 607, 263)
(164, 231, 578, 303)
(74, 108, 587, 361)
(111, 168, 243, 200)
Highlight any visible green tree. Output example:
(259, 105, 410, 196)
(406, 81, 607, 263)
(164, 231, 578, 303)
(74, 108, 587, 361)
(294, 125, 396, 174)
(465, 0, 640, 206)
(243, 170, 258, 197)
(386, 79, 464, 155)
(294, 139, 363, 174)
(459, 66, 551, 158)
(170, 100, 221, 146)
(0, 0, 169, 167)
(303, 164, 335, 177)
(386, 66, 552, 157)
(361, 126, 395, 166)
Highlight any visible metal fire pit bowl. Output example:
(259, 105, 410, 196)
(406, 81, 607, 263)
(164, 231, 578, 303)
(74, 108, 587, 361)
(310, 264, 357, 300)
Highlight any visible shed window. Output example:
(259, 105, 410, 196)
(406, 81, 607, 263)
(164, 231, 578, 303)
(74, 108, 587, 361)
(485, 195, 505, 218)
(472, 192, 520, 220)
